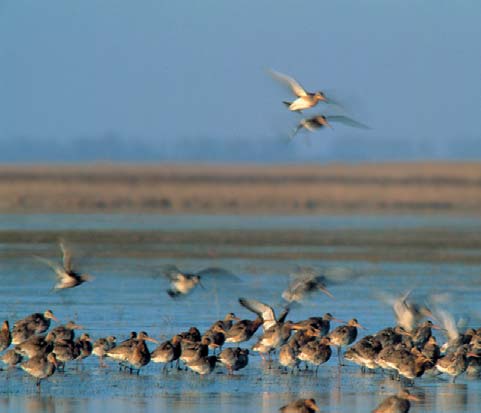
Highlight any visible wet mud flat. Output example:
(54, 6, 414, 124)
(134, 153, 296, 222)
(1, 214, 481, 412)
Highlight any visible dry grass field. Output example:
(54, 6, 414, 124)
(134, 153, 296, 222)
(2, 162, 481, 214)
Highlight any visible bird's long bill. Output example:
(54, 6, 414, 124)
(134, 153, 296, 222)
(332, 317, 346, 324)
(319, 286, 334, 299)
(467, 352, 481, 358)
(355, 321, 367, 330)
(51, 315, 60, 322)
(198, 280, 205, 290)
(144, 337, 160, 344)
(81, 274, 95, 282)
(406, 394, 421, 402)
(431, 324, 443, 330)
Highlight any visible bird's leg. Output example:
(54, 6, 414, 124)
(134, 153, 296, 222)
(337, 346, 342, 366)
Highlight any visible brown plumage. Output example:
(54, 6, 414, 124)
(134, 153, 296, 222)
(0, 320, 11, 351)
(373, 390, 419, 413)
(21, 352, 58, 387)
(279, 398, 320, 413)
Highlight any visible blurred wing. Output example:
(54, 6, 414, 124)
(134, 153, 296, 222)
(197, 267, 240, 282)
(161, 264, 183, 280)
(434, 307, 459, 342)
(326, 115, 370, 129)
(35, 256, 65, 279)
(321, 266, 358, 285)
(268, 69, 307, 97)
(239, 298, 276, 324)
(59, 239, 73, 272)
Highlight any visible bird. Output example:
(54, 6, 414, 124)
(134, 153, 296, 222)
(185, 355, 218, 375)
(150, 335, 183, 371)
(36, 240, 93, 290)
(269, 69, 328, 112)
(14, 331, 56, 359)
(20, 352, 58, 388)
(292, 114, 369, 137)
(50, 321, 84, 341)
(279, 398, 320, 413)
(224, 317, 263, 344)
(52, 338, 78, 371)
(435, 344, 472, 383)
(0, 320, 11, 351)
(238, 297, 289, 332)
(207, 312, 240, 332)
(218, 347, 249, 374)
(297, 336, 332, 374)
(1, 349, 23, 368)
(75, 333, 93, 362)
(344, 335, 382, 371)
(92, 336, 117, 367)
(328, 318, 365, 365)
(162, 265, 203, 297)
(372, 389, 420, 413)
(282, 267, 335, 303)
(106, 331, 157, 374)
(12, 310, 59, 344)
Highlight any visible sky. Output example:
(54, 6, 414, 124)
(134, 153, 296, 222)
(0, 1, 480, 162)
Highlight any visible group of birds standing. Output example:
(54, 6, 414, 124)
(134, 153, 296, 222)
(3, 242, 481, 413)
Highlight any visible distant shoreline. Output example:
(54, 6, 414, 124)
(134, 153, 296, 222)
(2, 162, 481, 214)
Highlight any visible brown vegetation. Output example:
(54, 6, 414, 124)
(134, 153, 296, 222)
(2, 162, 481, 214)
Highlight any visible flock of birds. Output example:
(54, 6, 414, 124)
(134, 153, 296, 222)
(268, 69, 370, 138)
(2, 241, 481, 413)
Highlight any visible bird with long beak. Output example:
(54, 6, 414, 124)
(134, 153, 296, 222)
(12, 310, 59, 344)
(51, 321, 84, 341)
(20, 352, 58, 389)
(124, 331, 158, 375)
(279, 398, 320, 413)
(269, 69, 328, 112)
(372, 389, 420, 413)
(328, 318, 366, 365)
(292, 115, 369, 137)
(36, 240, 93, 290)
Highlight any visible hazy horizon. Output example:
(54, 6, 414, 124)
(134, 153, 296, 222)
(1, 1, 480, 162)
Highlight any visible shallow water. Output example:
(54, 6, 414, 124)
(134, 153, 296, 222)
(1, 214, 481, 412)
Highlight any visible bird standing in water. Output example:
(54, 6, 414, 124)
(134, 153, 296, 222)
(21, 352, 58, 389)
(329, 318, 365, 365)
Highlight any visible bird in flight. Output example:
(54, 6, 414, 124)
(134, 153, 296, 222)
(36, 240, 93, 290)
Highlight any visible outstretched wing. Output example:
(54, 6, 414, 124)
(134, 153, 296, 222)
(239, 297, 276, 327)
(197, 267, 241, 282)
(59, 239, 73, 272)
(268, 69, 308, 97)
(326, 115, 370, 129)
(35, 256, 65, 279)
(161, 264, 183, 281)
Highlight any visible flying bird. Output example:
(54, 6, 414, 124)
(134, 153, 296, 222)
(282, 265, 357, 304)
(162, 265, 238, 298)
(292, 114, 370, 137)
(36, 240, 93, 290)
(269, 69, 329, 112)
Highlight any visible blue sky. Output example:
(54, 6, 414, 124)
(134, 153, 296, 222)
(1, 1, 480, 161)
